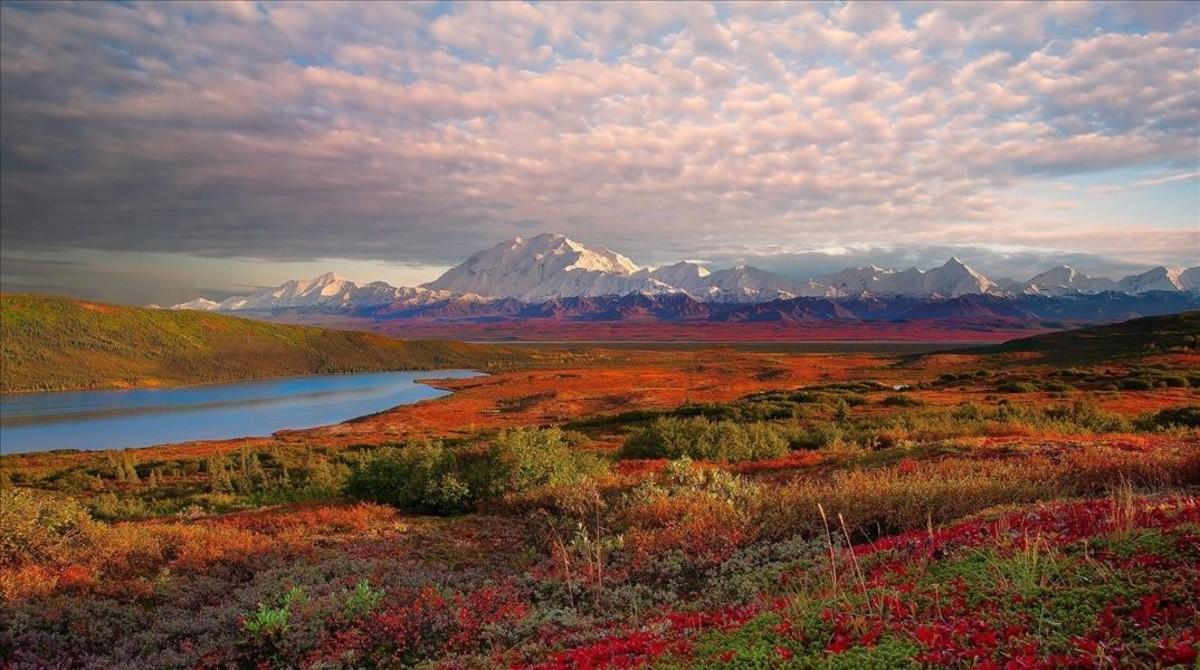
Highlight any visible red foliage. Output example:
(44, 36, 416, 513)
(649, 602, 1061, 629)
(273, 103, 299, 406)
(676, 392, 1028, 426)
(530, 631, 668, 670)
(451, 582, 530, 646)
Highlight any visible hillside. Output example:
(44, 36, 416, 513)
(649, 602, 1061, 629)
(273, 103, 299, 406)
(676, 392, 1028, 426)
(969, 310, 1200, 363)
(0, 294, 526, 393)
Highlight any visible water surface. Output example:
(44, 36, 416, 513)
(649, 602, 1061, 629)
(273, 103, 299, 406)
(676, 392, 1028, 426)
(0, 370, 479, 454)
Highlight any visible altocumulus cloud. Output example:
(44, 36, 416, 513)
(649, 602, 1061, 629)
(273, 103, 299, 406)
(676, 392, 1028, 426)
(1, 1, 1197, 276)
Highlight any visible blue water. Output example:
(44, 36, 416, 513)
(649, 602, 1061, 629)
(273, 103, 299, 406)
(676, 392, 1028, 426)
(0, 370, 480, 454)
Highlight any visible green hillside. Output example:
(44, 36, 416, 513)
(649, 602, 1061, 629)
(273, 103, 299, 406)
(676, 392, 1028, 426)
(969, 310, 1200, 364)
(0, 294, 527, 393)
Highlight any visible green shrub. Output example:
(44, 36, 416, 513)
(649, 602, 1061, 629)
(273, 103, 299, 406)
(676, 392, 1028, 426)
(345, 429, 599, 513)
(1137, 405, 1200, 430)
(952, 402, 985, 421)
(996, 381, 1038, 393)
(789, 421, 846, 450)
(462, 427, 595, 499)
(343, 578, 385, 619)
(839, 392, 870, 407)
(620, 417, 789, 462)
(0, 488, 97, 566)
(243, 586, 305, 639)
(343, 441, 463, 513)
(881, 395, 925, 407)
(1120, 378, 1154, 391)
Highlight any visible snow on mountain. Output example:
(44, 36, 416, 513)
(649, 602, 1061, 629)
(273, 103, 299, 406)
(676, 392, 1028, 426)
(922, 257, 999, 296)
(993, 277, 1024, 293)
(173, 273, 453, 312)
(816, 264, 896, 294)
(700, 265, 839, 302)
(1180, 267, 1200, 290)
(170, 298, 220, 311)
(424, 235, 850, 303)
(168, 233, 1198, 314)
(815, 258, 996, 297)
(1116, 267, 1186, 294)
(1023, 266, 1117, 296)
(645, 261, 711, 293)
(421, 233, 654, 301)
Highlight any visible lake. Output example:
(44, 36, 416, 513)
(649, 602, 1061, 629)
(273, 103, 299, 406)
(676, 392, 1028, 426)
(0, 370, 480, 454)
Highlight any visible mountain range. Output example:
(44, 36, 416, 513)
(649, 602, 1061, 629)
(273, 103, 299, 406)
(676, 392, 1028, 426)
(168, 233, 1200, 324)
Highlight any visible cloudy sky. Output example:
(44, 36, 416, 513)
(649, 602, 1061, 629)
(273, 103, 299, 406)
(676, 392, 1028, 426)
(1, 1, 1197, 304)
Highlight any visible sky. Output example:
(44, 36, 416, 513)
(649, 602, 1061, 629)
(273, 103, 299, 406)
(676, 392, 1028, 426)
(1, 0, 1198, 305)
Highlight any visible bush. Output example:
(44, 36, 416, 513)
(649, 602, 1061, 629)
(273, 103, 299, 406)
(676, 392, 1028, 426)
(346, 429, 599, 513)
(788, 421, 845, 451)
(621, 458, 765, 574)
(1137, 405, 1200, 430)
(619, 417, 788, 462)
(1037, 400, 1131, 433)
(1157, 374, 1190, 388)
(1120, 378, 1154, 391)
(462, 427, 596, 499)
(343, 441, 464, 513)
(0, 488, 97, 566)
(996, 381, 1038, 393)
(880, 394, 925, 407)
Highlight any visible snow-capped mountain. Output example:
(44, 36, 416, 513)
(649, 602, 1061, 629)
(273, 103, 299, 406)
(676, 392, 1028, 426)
(699, 265, 839, 302)
(172, 297, 221, 311)
(172, 272, 454, 312)
(420, 233, 670, 302)
(1181, 267, 1200, 290)
(1022, 266, 1117, 296)
(167, 233, 1200, 314)
(1116, 267, 1187, 294)
(814, 258, 997, 297)
(644, 261, 712, 294)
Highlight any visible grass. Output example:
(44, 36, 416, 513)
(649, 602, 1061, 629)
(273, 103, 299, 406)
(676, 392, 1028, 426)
(1, 312, 1198, 667)
(0, 293, 531, 392)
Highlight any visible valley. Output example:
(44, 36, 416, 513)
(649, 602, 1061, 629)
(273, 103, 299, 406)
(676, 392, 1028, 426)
(2, 313, 1197, 668)
(4, 3, 1198, 668)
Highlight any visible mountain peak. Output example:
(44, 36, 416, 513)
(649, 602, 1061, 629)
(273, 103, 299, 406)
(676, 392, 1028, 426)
(170, 235, 1197, 312)
(422, 232, 643, 299)
(311, 271, 345, 285)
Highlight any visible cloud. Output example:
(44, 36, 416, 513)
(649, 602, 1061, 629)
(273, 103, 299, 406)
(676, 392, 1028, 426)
(0, 0, 1197, 291)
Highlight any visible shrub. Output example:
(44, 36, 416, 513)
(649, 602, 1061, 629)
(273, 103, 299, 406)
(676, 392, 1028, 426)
(1137, 405, 1200, 430)
(243, 586, 305, 639)
(619, 417, 788, 463)
(462, 427, 597, 499)
(880, 394, 925, 407)
(1037, 400, 1131, 433)
(621, 458, 765, 574)
(0, 488, 97, 566)
(1120, 378, 1154, 391)
(1156, 374, 1190, 388)
(344, 578, 385, 619)
(343, 441, 464, 513)
(346, 429, 599, 513)
(996, 381, 1038, 393)
(788, 422, 845, 451)
(952, 402, 985, 421)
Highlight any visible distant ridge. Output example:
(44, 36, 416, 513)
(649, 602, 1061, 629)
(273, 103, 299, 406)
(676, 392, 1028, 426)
(0, 294, 523, 393)
(959, 311, 1200, 364)
(170, 233, 1200, 316)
